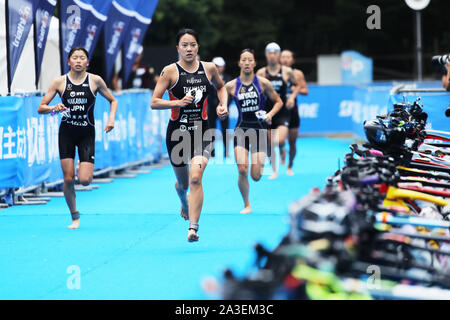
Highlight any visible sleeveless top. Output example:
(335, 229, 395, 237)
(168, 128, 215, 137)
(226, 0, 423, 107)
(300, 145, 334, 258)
(59, 73, 96, 129)
(233, 75, 267, 129)
(265, 67, 287, 102)
(168, 61, 213, 125)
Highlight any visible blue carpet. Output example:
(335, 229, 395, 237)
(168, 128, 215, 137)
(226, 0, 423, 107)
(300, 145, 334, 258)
(0, 137, 352, 299)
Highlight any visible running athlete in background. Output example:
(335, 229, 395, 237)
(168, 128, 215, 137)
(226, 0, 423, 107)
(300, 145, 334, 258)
(151, 28, 228, 242)
(256, 42, 299, 180)
(225, 49, 282, 214)
(38, 47, 118, 229)
(280, 49, 309, 176)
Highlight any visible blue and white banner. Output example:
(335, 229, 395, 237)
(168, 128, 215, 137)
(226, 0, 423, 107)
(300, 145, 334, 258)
(341, 50, 373, 84)
(76, 0, 113, 59)
(0, 95, 61, 188)
(34, 0, 56, 85)
(6, 0, 39, 89)
(103, 0, 139, 82)
(122, 0, 159, 86)
(59, 0, 92, 74)
(0, 91, 160, 189)
(292, 83, 392, 137)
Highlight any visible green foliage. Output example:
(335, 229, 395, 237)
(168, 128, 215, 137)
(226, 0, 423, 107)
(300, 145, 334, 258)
(145, 0, 223, 57)
(144, 0, 450, 80)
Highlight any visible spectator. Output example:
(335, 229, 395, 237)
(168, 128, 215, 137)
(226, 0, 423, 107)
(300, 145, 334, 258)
(442, 60, 450, 91)
(112, 46, 157, 91)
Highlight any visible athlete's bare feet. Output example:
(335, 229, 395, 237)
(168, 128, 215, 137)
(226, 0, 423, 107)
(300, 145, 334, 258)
(240, 205, 252, 214)
(187, 228, 199, 242)
(68, 219, 80, 229)
(286, 168, 294, 176)
(175, 182, 189, 220)
(268, 171, 278, 180)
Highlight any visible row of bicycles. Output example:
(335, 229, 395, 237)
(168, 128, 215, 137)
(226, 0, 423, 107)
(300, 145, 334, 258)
(220, 97, 450, 299)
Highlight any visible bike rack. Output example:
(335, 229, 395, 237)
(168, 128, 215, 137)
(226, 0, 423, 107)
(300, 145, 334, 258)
(391, 85, 447, 95)
(0, 189, 9, 208)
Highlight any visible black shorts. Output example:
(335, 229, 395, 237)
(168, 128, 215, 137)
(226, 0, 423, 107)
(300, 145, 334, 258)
(166, 120, 213, 167)
(288, 105, 300, 129)
(233, 127, 269, 154)
(270, 106, 290, 129)
(58, 124, 95, 163)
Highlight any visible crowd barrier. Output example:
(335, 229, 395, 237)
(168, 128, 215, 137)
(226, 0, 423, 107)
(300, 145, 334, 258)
(294, 81, 448, 137)
(0, 89, 169, 190)
(0, 82, 448, 192)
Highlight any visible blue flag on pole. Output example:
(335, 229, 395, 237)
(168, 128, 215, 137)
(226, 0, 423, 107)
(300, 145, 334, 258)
(76, 0, 113, 59)
(59, 0, 92, 74)
(122, 0, 159, 86)
(6, 0, 39, 90)
(34, 0, 56, 86)
(103, 0, 139, 83)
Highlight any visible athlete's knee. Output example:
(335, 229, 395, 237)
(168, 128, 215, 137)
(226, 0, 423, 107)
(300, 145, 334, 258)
(250, 171, 262, 182)
(189, 174, 202, 187)
(179, 181, 189, 190)
(289, 143, 297, 152)
(79, 177, 92, 186)
(238, 165, 249, 177)
(63, 174, 75, 184)
(289, 135, 296, 145)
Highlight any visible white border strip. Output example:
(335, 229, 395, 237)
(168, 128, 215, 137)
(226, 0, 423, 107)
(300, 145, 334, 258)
(73, 0, 108, 22)
(90, 7, 108, 21)
(112, 0, 136, 17)
(134, 12, 151, 25)
(73, 0, 91, 11)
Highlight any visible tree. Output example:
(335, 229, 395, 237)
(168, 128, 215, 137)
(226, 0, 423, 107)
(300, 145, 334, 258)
(144, 0, 450, 81)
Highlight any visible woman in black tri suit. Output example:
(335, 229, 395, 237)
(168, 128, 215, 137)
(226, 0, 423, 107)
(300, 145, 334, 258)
(280, 49, 309, 176)
(151, 29, 228, 242)
(225, 49, 282, 214)
(38, 47, 118, 229)
(256, 42, 299, 180)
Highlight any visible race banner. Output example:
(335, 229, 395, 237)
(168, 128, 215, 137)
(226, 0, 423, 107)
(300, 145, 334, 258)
(121, 0, 159, 86)
(6, 0, 39, 90)
(59, 0, 92, 74)
(103, 0, 139, 83)
(34, 0, 57, 86)
(76, 0, 113, 59)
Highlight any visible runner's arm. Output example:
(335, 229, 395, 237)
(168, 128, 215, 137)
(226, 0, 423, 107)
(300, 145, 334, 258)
(38, 78, 64, 114)
(94, 75, 118, 133)
(260, 77, 283, 119)
(150, 65, 193, 109)
(285, 67, 300, 109)
(294, 69, 308, 95)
